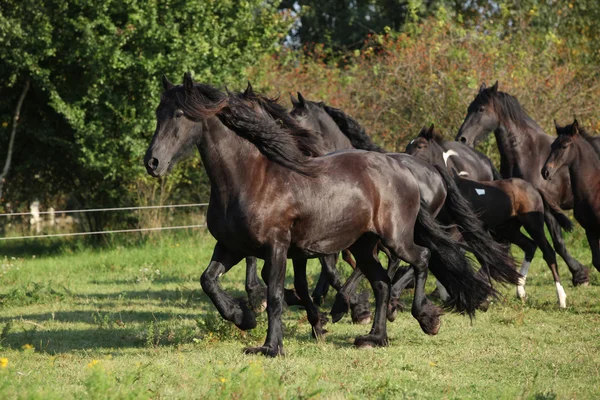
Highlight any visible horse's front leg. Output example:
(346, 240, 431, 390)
(200, 243, 256, 330)
(244, 243, 288, 357)
(245, 257, 267, 312)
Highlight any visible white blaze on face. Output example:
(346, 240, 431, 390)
(442, 149, 459, 167)
(436, 280, 450, 301)
(556, 282, 567, 308)
(516, 260, 530, 299)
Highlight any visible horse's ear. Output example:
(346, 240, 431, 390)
(183, 72, 194, 95)
(290, 93, 299, 107)
(490, 81, 499, 93)
(162, 74, 174, 91)
(244, 81, 254, 96)
(571, 118, 580, 135)
(427, 124, 435, 138)
(479, 82, 487, 93)
(417, 126, 428, 137)
(554, 119, 560, 131)
(297, 92, 306, 107)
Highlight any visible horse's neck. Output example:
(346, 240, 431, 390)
(197, 117, 264, 206)
(568, 140, 600, 202)
(494, 118, 538, 178)
(431, 141, 449, 170)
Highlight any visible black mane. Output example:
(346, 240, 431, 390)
(470, 89, 531, 130)
(320, 104, 385, 152)
(165, 83, 325, 176)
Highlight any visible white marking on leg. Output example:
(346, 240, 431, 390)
(442, 150, 459, 167)
(556, 282, 567, 308)
(436, 280, 450, 301)
(516, 260, 530, 299)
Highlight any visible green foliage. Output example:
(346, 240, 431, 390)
(0, 0, 289, 223)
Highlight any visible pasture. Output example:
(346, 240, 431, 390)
(1, 229, 599, 399)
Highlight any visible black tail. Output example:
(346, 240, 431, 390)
(414, 200, 493, 317)
(538, 189, 573, 232)
(433, 165, 520, 286)
(321, 105, 386, 152)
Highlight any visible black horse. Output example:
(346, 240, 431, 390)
(455, 81, 590, 286)
(288, 96, 518, 320)
(409, 125, 568, 307)
(543, 119, 600, 275)
(144, 74, 517, 356)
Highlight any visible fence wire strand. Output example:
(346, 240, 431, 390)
(0, 203, 209, 217)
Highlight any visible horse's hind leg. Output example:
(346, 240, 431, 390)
(545, 210, 590, 286)
(330, 266, 372, 324)
(522, 212, 566, 307)
(292, 259, 328, 338)
(350, 236, 391, 348)
(312, 254, 339, 306)
(201, 244, 254, 330)
(245, 257, 267, 313)
(495, 222, 537, 301)
(387, 265, 413, 322)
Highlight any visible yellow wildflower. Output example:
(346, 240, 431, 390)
(22, 344, 34, 350)
(220, 377, 226, 383)
(87, 359, 100, 368)
(0, 358, 8, 368)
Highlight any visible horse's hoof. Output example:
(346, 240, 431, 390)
(478, 298, 490, 312)
(413, 303, 443, 336)
(387, 307, 398, 323)
(330, 293, 350, 323)
(243, 345, 284, 357)
(354, 315, 372, 325)
(248, 286, 267, 313)
(572, 267, 590, 287)
(284, 288, 303, 307)
(234, 298, 257, 331)
(354, 334, 388, 348)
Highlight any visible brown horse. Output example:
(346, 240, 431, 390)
(408, 125, 569, 306)
(455, 81, 590, 287)
(543, 119, 600, 275)
(144, 73, 510, 356)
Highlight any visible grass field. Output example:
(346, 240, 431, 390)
(1, 229, 599, 399)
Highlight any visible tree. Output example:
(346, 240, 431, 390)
(0, 0, 290, 228)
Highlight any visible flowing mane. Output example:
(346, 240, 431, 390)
(470, 89, 532, 130)
(320, 103, 385, 152)
(167, 82, 325, 176)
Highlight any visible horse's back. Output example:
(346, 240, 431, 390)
(441, 141, 495, 181)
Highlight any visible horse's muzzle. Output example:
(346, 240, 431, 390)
(145, 157, 160, 177)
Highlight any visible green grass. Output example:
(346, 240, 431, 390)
(0, 229, 599, 399)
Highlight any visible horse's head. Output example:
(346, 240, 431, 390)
(290, 92, 331, 133)
(542, 119, 579, 180)
(144, 73, 225, 177)
(456, 81, 501, 147)
(405, 124, 440, 165)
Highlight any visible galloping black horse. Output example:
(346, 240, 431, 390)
(408, 125, 568, 307)
(543, 119, 600, 275)
(455, 82, 590, 286)
(144, 74, 516, 356)
(289, 96, 518, 320)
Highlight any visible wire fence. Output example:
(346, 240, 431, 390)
(0, 203, 208, 241)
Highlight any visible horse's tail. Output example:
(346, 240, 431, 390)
(321, 105, 386, 152)
(538, 189, 573, 232)
(413, 200, 493, 317)
(433, 165, 520, 285)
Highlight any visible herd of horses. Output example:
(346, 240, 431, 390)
(143, 74, 600, 357)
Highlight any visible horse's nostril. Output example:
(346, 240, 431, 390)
(459, 137, 467, 143)
(148, 157, 159, 170)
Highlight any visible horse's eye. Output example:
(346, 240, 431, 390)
(478, 106, 485, 113)
(174, 110, 184, 119)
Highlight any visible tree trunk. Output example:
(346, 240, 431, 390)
(0, 78, 31, 203)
